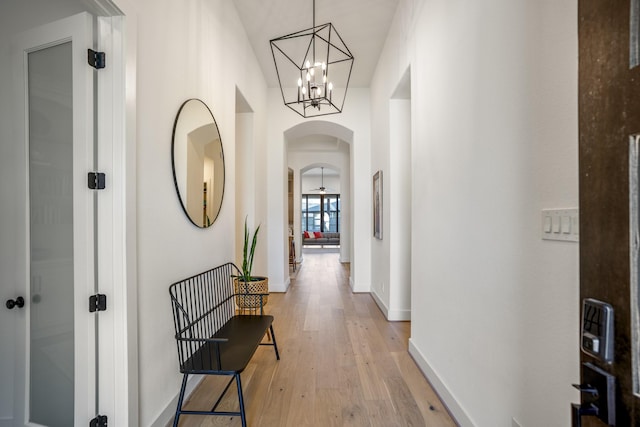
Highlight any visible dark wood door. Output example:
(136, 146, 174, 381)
(579, 1, 640, 425)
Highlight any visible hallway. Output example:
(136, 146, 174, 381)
(175, 252, 456, 426)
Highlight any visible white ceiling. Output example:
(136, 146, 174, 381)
(231, 0, 400, 88)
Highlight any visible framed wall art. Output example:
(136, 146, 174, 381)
(373, 170, 383, 239)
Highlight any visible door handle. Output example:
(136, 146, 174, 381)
(572, 402, 599, 427)
(6, 296, 25, 309)
(571, 363, 617, 426)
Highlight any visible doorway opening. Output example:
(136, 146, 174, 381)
(371, 67, 412, 322)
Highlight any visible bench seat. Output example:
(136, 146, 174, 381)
(180, 314, 274, 374)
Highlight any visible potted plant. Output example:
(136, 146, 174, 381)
(234, 217, 268, 310)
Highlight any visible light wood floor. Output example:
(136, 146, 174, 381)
(174, 251, 457, 427)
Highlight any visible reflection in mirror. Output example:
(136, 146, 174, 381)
(172, 99, 225, 227)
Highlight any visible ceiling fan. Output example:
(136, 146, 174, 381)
(308, 167, 334, 194)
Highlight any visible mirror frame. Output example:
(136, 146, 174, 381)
(171, 98, 225, 228)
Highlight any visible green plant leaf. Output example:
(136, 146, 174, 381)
(240, 216, 260, 282)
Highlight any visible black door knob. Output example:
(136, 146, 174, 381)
(6, 296, 25, 309)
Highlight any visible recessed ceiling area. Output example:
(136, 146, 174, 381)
(304, 166, 339, 177)
(231, 0, 400, 87)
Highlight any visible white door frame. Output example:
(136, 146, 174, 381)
(91, 1, 139, 425)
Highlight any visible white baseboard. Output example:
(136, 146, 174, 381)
(270, 279, 289, 293)
(371, 290, 389, 317)
(349, 278, 370, 293)
(408, 339, 475, 427)
(151, 375, 204, 427)
(388, 309, 411, 321)
(370, 291, 411, 321)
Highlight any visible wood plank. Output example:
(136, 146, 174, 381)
(391, 351, 457, 426)
(364, 399, 402, 427)
(313, 388, 343, 426)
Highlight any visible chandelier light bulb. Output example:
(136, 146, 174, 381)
(305, 60, 310, 69)
(306, 72, 311, 81)
(297, 77, 302, 87)
(322, 62, 326, 70)
(317, 87, 322, 96)
(328, 82, 333, 91)
(302, 86, 307, 95)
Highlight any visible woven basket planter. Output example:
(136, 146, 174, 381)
(234, 277, 268, 309)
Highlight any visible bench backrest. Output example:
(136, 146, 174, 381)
(169, 262, 241, 370)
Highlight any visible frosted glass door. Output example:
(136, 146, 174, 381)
(7, 12, 96, 427)
(28, 42, 74, 427)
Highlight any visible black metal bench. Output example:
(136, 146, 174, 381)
(169, 262, 280, 427)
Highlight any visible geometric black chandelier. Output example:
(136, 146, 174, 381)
(270, 0, 354, 118)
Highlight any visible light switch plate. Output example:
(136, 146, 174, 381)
(542, 208, 579, 242)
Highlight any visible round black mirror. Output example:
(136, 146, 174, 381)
(171, 99, 225, 227)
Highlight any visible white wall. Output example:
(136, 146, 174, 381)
(127, 0, 268, 424)
(388, 98, 412, 321)
(235, 110, 255, 267)
(370, 70, 413, 322)
(371, 0, 579, 425)
(301, 171, 341, 195)
(266, 88, 371, 292)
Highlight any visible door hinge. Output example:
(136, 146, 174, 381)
(90, 415, 107, 427)
(88, 49, 106, 69)
(88, 172, 106, 190)
(89, 294, 107, 312)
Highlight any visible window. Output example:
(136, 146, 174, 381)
(302, 194, 339, 232)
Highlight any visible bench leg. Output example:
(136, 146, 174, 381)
(173, 374, 189, 427)
(235, 373, 247, 427)
(270, 324, 280, 360)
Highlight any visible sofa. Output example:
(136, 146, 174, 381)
(302, 231, 340, 246)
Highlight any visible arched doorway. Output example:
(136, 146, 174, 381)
(283, 121, 357, 287)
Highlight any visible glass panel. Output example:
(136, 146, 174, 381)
(329, 212, 338, 232)
(28, 42, 74, 427)
(307, 195, 321, 232)
(631, 136, 640, 397)
(323, 195, 339, 232)
(632, 0, 640, 68)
